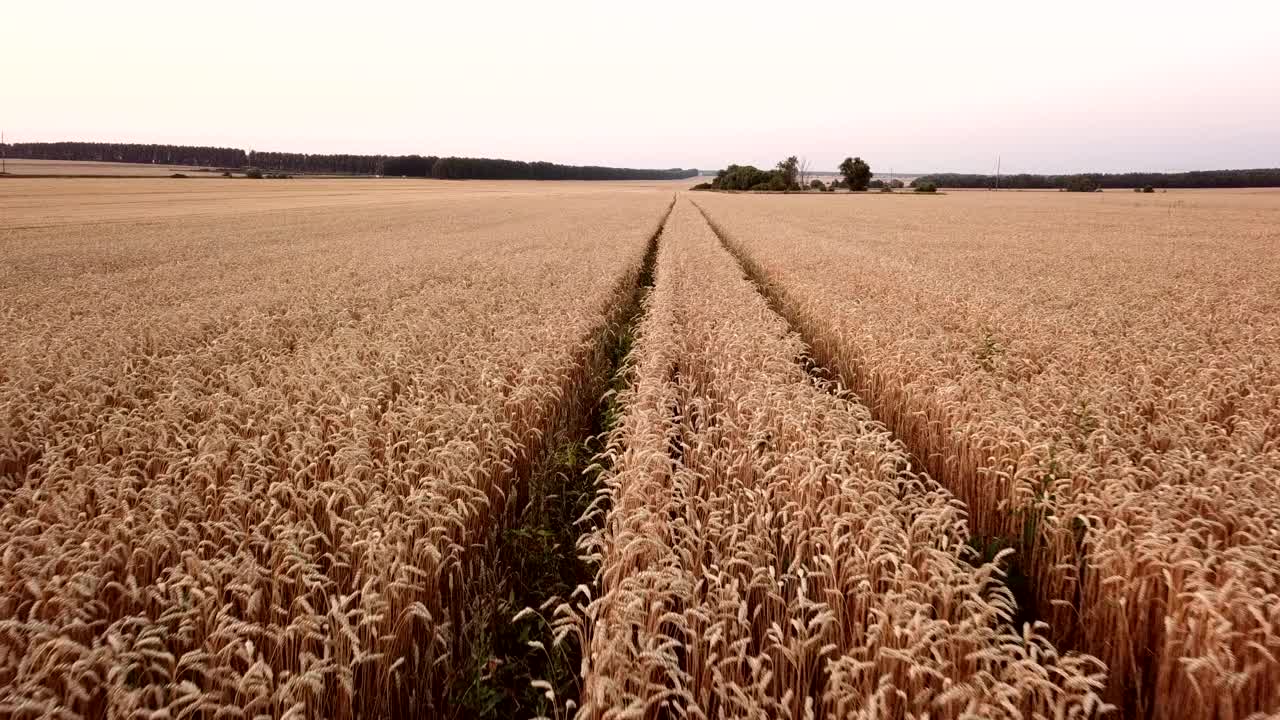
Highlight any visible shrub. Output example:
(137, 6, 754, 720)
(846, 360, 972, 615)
(245, 167, 264, 179)
(1142, 186, 1155, 193)
(691, 182, 713, 191)
(221, 171, 233, 178)
(880, 185, 894, 193)
(767, 175, 788, 192)
(891, 179, 905, 189)
(869, 179, 885, 189)
(915, 182, 938, 193)
(809, 179, 826, 191)
(170, 173, 187, 179)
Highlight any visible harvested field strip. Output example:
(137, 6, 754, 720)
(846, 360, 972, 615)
(563, 199, 1108, 718)
(0, 192, 672, 717)
(450, 196, 673, 718)
(691, 192, 1280, 718)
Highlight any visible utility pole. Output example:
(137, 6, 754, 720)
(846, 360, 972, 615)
(2, 130, 6, 174)
(995, 155, 1001, 191)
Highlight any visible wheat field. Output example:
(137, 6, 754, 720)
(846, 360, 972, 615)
(1, 180, 1277, 719)
(562, 199, 1108, 718)
(691, 189, 1280, 719)
(0, 179, 672, 717)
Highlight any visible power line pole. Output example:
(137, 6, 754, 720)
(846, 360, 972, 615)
(2, 130, 6, 174)
(995, 155, 1001, 191)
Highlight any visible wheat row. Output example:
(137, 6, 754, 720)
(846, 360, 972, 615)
(690, 190, 1280, 718)
(0, 190, 670, 718)
(562, 199, 1109, 719)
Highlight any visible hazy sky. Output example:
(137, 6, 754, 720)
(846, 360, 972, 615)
(6, 1, 1279, 173)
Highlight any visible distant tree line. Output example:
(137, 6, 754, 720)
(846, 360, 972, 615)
(0, 141, 698, 180)
(910, 168, 1280, 190)
(429, 157, 696, 181)
(248, 151, 384, 175)
(3, 142, 246, 168)
(383, 155, 436, 177)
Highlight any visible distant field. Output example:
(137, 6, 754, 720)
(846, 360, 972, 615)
(0, 176, 684, 227)
(1, 180, 1277, 718)
(0, 157, 234, 176)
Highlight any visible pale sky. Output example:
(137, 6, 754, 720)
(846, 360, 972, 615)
(5, 0, 1279, 174)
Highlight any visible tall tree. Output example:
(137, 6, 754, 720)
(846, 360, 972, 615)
(777, 156, 800, 189)
(839, 156, 872, 191)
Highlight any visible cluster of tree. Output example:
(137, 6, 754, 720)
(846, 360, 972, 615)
(703, 157, 801, 191)
(868, 178, 905, 189)
(710, 163, 792, 191)
(1, 141, 246, 167)
(244, 168, 292, 179)
(910, 168, 1280, 190)
(1, 141, 698, 181)
(706, 155, 876, 192)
